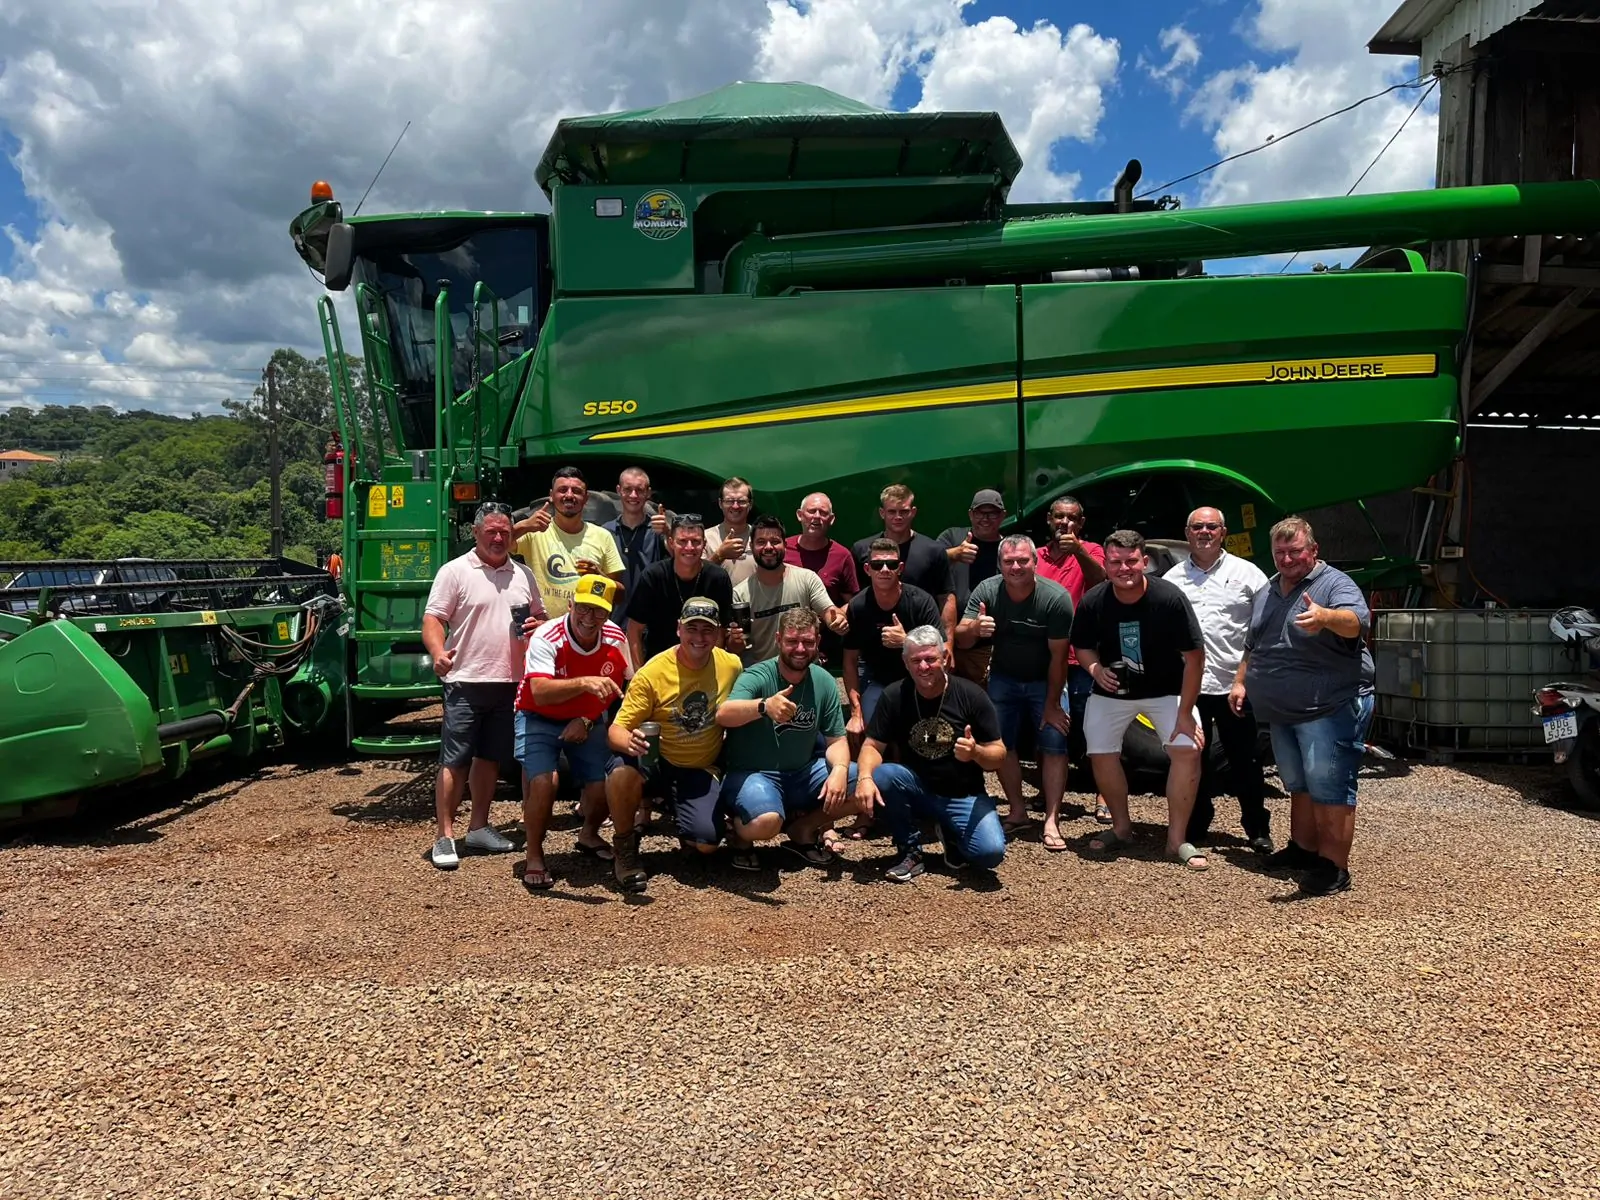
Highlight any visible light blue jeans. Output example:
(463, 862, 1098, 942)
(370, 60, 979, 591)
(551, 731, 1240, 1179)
(872, 763, 1006, 869)
(1269, 693, 1375, 808)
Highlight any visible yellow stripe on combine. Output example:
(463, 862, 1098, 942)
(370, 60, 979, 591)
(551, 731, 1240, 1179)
(586, 379, 1015, 442)
(1023, 353, 1438, 399)
(584, 352, 1438, 443)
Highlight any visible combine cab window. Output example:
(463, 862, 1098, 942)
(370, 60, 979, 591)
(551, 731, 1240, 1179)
(356, 223, 548, 445)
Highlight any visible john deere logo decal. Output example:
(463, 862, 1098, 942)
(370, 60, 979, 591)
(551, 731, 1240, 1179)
(633, 191, 687, 240)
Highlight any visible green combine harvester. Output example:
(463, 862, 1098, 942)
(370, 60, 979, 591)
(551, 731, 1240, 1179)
(3, 81, 1597, 816)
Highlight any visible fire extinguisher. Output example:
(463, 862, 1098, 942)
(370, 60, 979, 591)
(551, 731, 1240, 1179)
(323, 434, 344, 520)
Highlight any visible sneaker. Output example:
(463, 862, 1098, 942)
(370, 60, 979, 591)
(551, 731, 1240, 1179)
(1299, 859, 1352, 896)
(464, 825, 514, 854)
(612, 829, 647, 894)
(885, 850, 926, 884)
(429, 836, 459, 870)
(1248, 835, 1276, 855)
(943, 840, 967, 871)
(1262, 840, 1317, 872)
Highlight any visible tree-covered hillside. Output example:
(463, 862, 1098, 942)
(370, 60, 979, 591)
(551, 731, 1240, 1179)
(0, 349, 362, 566)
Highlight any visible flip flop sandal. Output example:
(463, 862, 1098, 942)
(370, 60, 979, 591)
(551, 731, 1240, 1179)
(1042, 830, 1069, 852)
(574, 840, 615, 862)
(820, 830, 848, 856)
(1090, 828, 1131, 855)
(1173, 842, 1210, 871)
(521, 865, 555, 891)
(730, 849, 761, 872)
(784, 840, 836, 867)
(1094, 802, 1113, 824)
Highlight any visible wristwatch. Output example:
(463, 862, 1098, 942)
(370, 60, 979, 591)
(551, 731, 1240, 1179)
(580, 717, 594, 732)
(757, 699, 768, 719)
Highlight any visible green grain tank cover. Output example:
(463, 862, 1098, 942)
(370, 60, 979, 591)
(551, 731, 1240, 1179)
(534, 81, 1023, 195)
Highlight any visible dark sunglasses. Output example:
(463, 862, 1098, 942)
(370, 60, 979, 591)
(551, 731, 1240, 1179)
(669, 512, 704, 530)
(1188, 522, 1222, 531)
(475, 501, 513, 521)
(865, 560, 901, 572)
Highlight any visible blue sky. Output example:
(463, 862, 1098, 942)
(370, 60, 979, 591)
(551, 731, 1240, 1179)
(0, 0, 1431, 414)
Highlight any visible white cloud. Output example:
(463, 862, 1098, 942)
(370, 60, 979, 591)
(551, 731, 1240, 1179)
(1139, 25, 1201, 98)
(755, 0, 967, 107)
(915, 18, 1120, 201)
(756, 1, 1120, 201)
(1184, 0, 1436, 208)
(0, 0, 1119, 410)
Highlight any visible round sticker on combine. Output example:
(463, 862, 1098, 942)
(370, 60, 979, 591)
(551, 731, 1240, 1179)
(633, 191, 687, 241)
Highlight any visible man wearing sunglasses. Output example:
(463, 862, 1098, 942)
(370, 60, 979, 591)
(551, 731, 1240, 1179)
(1163, 507, 1271, 853)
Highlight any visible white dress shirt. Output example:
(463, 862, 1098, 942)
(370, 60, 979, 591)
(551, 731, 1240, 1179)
(1164, 550, 1269, 695)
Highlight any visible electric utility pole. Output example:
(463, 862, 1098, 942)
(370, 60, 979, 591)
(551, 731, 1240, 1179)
(266, 361, 283, 557)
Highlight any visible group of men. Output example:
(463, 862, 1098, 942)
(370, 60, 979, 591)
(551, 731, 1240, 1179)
(421, 465, 1374, 898)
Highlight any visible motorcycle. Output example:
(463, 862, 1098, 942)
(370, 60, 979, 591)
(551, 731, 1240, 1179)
(1533, 607, 1600, 810)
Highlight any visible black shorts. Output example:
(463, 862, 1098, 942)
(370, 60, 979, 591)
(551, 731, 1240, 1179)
(439, 682, 517, 768)
(606, 755, 726, 846)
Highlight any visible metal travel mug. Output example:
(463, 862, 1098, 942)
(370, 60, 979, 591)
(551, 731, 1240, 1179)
(732, 600, 753, 638)
(637, 721, 662, 769)
(1109, 660, 1132, 697)
(510, 603, 531, 637)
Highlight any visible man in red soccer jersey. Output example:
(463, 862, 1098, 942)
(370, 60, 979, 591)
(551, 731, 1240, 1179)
(514, 574, 634, 890)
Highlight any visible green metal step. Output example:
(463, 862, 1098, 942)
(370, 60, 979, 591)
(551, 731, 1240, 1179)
(351, 733, 441, 755)
(351, 683, 440, 700)
(354, 580, 434, 593)
(354, 528, 439, 541)
(353, 628, 423, 641)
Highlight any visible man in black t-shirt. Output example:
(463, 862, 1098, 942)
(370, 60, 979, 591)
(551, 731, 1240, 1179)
(626, 517, 733, 665)
(858, 624, 1009, 883)
(1069, 529, 1210, 871)
(936, 487, 1007, 683)
(850, 483, 955, 635)
(842, 538, 944, 738)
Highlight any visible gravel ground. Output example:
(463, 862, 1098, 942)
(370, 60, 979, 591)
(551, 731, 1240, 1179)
(1, 753, 1597, 1199)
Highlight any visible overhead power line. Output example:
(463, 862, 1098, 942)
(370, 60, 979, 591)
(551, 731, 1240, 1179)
(1136, 68, 1454, 200)
(1277, 78, 1440, 274)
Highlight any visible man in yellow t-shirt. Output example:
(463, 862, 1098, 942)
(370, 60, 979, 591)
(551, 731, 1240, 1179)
(511, 465, 624, 619)
(605, 596, 742, 893)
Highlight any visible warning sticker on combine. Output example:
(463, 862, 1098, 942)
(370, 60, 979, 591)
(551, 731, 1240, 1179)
(368, 487, 387, 519)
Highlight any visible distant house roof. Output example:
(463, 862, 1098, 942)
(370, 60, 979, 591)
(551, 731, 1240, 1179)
(0, 449, 57, 462)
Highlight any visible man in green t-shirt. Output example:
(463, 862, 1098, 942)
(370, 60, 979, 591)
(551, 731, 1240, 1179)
(955, 534, 1075, 850)
(717, 608, 856, 868)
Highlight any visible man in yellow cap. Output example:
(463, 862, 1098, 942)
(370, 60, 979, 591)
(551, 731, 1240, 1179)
(515, 574, 634, 890)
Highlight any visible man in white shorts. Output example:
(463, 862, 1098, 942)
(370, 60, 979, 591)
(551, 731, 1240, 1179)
(1068, 529, 1209, 870)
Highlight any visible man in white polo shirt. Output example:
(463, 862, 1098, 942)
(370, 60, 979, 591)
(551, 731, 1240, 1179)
(1164, 507, 1272, 853)
(422, 502, 540, 870)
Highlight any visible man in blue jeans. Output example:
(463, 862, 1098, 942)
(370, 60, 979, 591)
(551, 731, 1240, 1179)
(954, 534, 1074, 849)
(718, 609, 856, 869)
(1233, 516, 1375, 896)
(857, 625, 1009, 883)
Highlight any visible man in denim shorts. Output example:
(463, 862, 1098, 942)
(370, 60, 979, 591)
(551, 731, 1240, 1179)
(514, 575, 632, 890)
(954, 535, 1075, 848)
(1234, 516, 1374, 896)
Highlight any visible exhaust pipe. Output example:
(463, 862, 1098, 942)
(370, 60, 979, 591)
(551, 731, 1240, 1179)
(1113, 159, 1142, 214)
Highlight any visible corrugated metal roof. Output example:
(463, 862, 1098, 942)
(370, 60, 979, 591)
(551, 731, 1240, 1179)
(0, 449, 56, 462)
(1370, 0, 1543, 57)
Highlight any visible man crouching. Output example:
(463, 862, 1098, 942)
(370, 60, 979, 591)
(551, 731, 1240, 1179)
(856, 625, 1009, 883)
(718, 608, 856, 869)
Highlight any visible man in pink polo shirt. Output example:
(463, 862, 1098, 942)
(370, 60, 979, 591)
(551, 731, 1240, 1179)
(1036, 494, 1107, 800)
(422, 502, 541, 869)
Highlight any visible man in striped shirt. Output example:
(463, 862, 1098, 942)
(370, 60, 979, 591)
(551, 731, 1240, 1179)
(515, 574, 634, 890)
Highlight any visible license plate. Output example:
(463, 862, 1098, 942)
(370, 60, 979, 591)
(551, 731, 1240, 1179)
(1543, 712, 1579, 743)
